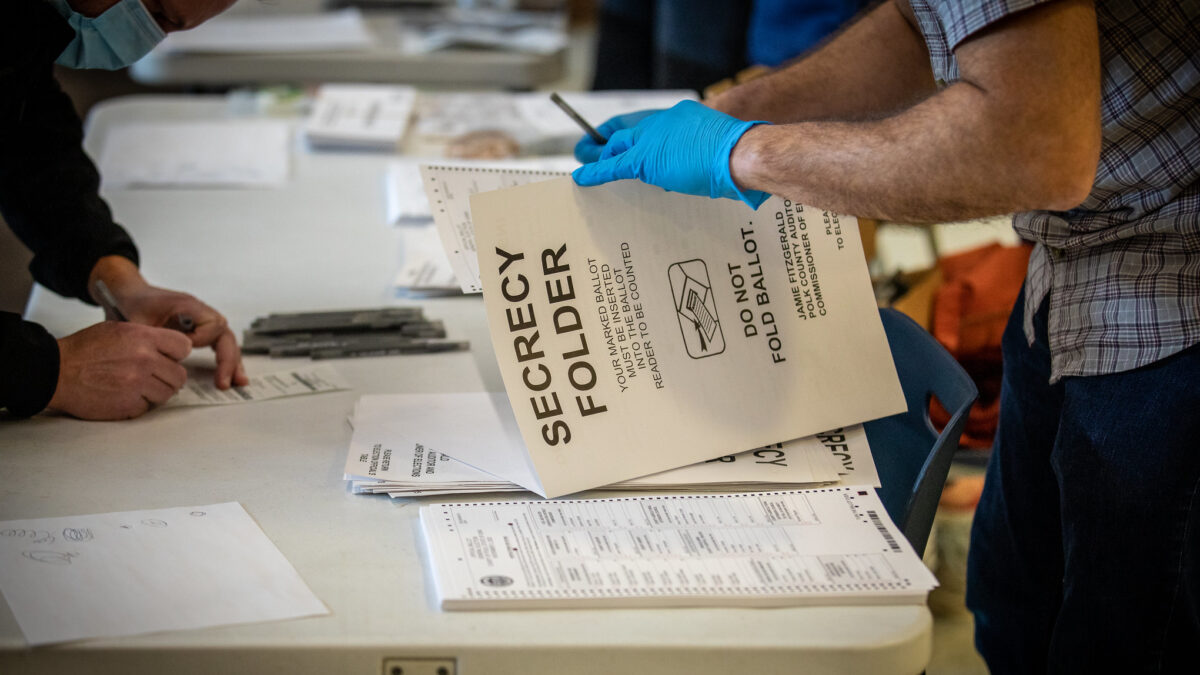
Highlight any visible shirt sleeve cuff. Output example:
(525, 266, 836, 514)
(1, 315, 60, 417)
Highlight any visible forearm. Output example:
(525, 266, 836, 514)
(0, 61, 139, 302)
(730, 0, 1101, 223)
(707, 1, 936, 123)
(731, 87, 1089, 222)
(88, 255, 146, 303)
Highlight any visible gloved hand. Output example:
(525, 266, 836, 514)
(571, 100, 771, 209)
(573, 109, 657, 163)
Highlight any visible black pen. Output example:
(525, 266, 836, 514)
(550, 92, 608, 145)
(93, 279, 194, 333)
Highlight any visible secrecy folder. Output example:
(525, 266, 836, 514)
(459, 176, 905, 498)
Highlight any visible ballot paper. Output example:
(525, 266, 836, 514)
(342, 393, 875, 498)
(419, 486, 938, 609)
(465, 178, 906, 498)
(0, 502, 327, 646)
(303, 85, 417, 151)
(163, 365, 350, 407)
(158, 8, 373, 53)
(421, 165, 571, 292)
(387, 157, 579, 226)
(99, 120, 290, 189)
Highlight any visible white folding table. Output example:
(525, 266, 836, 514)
(0, 95, 931, 675)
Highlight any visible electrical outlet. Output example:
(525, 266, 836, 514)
(381, 657, 456, 675)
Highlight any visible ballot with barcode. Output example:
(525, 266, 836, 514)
(419, 485, 938, 609)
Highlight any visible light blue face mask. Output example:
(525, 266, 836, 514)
(51, 0, 167, 70)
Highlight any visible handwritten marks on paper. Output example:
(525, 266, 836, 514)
(0, 503, 327, 646)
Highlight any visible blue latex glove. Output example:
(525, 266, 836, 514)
(573, 109, 657, 164)
(571, 100, 771, 209)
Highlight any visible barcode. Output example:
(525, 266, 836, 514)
(867, 510, 902, 553)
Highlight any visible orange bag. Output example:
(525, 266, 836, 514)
(929, 242, 1032, 449)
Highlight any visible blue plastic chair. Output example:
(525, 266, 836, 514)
(864, 308, 979, 558)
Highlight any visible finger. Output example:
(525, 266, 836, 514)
(595, 109, 654, 137)
(140, 373, 178, 406)
(574, 135, 604, 164)
(594, 114, 629, 139)
(162, 296, 226, 339)
(232, 360, 249, 387)
(185, 313, 229, 348)
(151, 357, 188, 393)
(599, 128, 636, 161)
(125, 397, 153, 420)
(150, 326, 193, 361)
(572, 154, 636, 187)
(211, 329, 242, 389)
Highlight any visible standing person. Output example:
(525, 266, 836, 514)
(1, 0, 247, 420)
(573, 0, 1200, 671)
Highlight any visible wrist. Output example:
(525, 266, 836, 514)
(88, 255, 145, 303)
(728, 124, 772, 199)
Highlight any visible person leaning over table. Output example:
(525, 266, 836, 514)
(572, 0, 1199, 672)
(1, 0, 248, 421)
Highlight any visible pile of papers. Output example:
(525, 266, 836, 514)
(302, 85, 417, 151)
(343, 393, 880, 498)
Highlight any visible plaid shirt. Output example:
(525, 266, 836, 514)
(908, 0, 1200, 382)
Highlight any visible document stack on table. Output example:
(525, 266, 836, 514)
(343, 393, 879, 498)
(419, 486, 939, 610)
(302, 84, 417, 151)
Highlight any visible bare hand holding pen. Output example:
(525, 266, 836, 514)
(47, 255, 248, 420)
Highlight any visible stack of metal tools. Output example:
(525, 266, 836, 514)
(243, 307, 468, 359)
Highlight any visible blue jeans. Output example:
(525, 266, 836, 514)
(967, 288, 1200, 673)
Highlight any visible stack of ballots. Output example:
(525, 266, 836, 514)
(344, 394, 880, 498)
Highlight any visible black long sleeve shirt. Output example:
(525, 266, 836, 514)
(1, 0, 140, 417)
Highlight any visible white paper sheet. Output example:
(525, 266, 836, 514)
(419, 486, 938, 609)
(163, 365, 350, 407)
(159, 8, 373, 53)
(394, 224, 461, 296)
(0, 502, 327, 646)
(99, 120, 290, 189)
